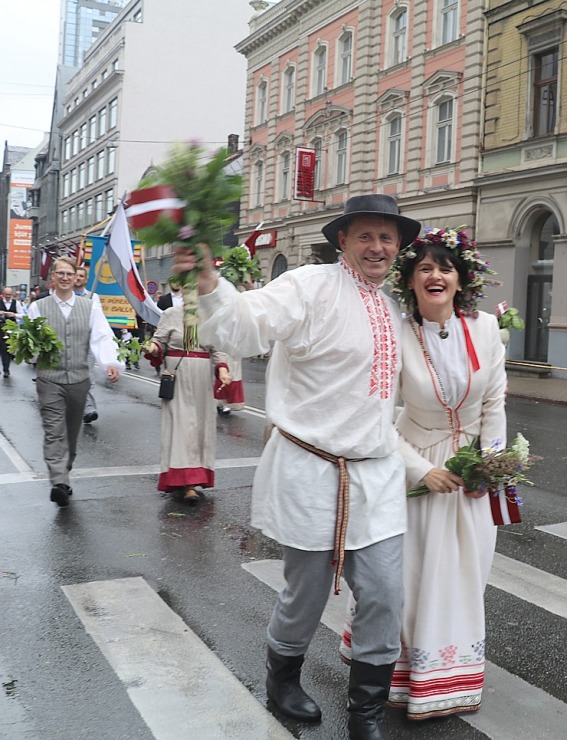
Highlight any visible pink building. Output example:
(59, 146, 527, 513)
(237, 0, 486, 280)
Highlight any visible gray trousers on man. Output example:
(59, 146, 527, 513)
(36, 377, 91, 487)
(83, 353, 97, 415)
(267, 536, 403, 666)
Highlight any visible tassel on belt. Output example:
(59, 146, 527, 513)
(278, 428, 368, 595)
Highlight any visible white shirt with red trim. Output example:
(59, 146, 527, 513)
(199, 260, 407, 551)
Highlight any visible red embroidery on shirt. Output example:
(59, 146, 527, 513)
(341, 261, 397, 399)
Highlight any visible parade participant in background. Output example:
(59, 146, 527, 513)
(28, 257, 123, 507)
(145, 305, 232, 504)
(74, 265, 100, 423)
(172, 195, 422, 740)
(339, 228, 506, 720)
(215, 352, 245, 415)
(157, 278, 183, 310)
(0, 287, 25, 377)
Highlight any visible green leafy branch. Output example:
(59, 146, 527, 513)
(498, 307, 525, 331)
(3, 317, 64, 370)
(220, 246, 262, 288)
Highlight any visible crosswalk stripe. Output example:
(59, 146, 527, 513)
(62, 577, 293, 740)
(536, 521, 567, 541)
(242, 559, 567, 740)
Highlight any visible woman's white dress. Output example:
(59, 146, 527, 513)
(341, 311, 507, 720)
(152, 306, 227, 492)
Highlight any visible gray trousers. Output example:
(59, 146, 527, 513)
(83, 353, 97, 415)
(267, 536, 403, 666)
(36, 377, 91, 487)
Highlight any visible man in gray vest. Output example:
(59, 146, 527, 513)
(27, 257, 123, 507)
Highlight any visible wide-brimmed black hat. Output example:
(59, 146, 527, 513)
(322, 194, 421, 250)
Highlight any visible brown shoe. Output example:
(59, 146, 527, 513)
(182, 487, 200, 504)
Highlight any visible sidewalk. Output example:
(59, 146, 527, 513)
(507, 373, 567, 405)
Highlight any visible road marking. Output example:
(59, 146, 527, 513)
(0, 431, 33, 474)
(490, 552, 567, 619)
(0, 458, 261, 486)
(535, 521, 567, 541)
(62, 577, 292, 740)
(242, 559, 567, 740)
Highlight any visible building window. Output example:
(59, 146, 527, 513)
(387, 114, 402, 174)
(78, 162, 85, 190)
(85, 198, 93, 226)
(98, 107, 107, 137)
(336, 129, 348, 184)
(64, 137, 71, 161)
(96, 151, 105, 180)
(107, 147, 116, 175)
(62, 173, 70, 198)
(89, 115, 97, 144)
(282, 66, 295, 114)
(112, 59, 119, 72)
(435, 97, 454, 164)
(69, 205, 76, 232)
(105, 189, 114, 215)
(533, 49, 558, 137)
(79, 123, 87, 151)
(271, 254, 288, 280)
(313, 45, 327, 96)
(133, 8, 142, 22)
(87, 157, 94, 185)
(95, 193, 103, 221)
(101, 69, 107, 81)
(256, 80, 268, 125)
(390, 8, 408, 66)
(72, 130, 79, 157)
(77, 202, 84, 229)
(313, 138, 323, 190)
(109, 97, 118, 128)
(91, 79, 98, 91)
(279, 150, 291, 200)
(61, 210, 68, 234)
(338, 31, 353, 85)
(70, 168, 77, 194)
(253, 160, 264, 207)
(440, 0, 459, 46)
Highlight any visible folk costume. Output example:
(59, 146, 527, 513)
(150, 306, 229, 493)
(340, 309, 507, 719)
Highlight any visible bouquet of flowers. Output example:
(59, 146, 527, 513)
(218, 246, 262, 288)
(2, 317, 64, 370)
(407, 433, 540, 525)
(129, 142, 241, 349)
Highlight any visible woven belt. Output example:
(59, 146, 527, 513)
(278, 428, 368, 595)
(166, 350, 210, 358)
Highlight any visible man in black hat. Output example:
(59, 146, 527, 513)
(173, 195, 421, 740)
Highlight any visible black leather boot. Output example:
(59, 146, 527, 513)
(347, 660, 395, 739)
(266, 647, 322, 722)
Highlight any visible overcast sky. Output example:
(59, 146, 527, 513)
(0, 0, 253, 153)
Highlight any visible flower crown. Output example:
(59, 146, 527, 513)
(386, 227, 500, 316)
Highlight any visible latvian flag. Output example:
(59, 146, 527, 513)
(125, 185, 185, 231)
(106, 202, 163, 327)
(490, 486, 522, 526)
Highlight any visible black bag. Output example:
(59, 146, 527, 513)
(158, 354, 183, 400)
(158, 372, 176, 399)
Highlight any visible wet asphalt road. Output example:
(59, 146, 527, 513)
(0, 359, 566, 740)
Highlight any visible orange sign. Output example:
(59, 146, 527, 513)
(8, 219, 32, 270)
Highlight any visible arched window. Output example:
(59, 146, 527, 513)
(252, 160, 264, 207)
(336, 129, 348, 184)
(279, 150, 291, 200)
(282, 65, 295, 113)
(338, 31, 353, 85)
(312, 45, 327, 97)
(390, 8, 408, 66)
(435, 97, 454, 164)
(271, 253, 288, 280)
(256, 79, 268, 125)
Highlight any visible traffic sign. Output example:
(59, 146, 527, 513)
(146, 280, 158, 295)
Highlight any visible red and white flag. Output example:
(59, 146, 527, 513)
(40, 250, 52, 281)
(106, 202, 163, 327)
(125, 185, 185, 231)
(242, 221, 264, 258)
